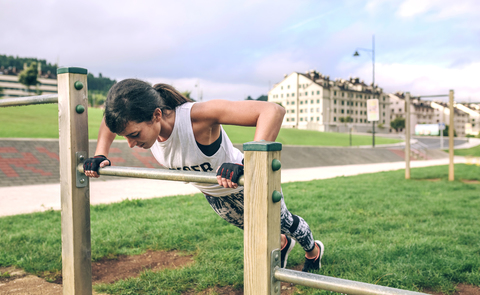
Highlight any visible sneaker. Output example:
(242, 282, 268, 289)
(302, 240, 324, 272)
(281, 235, 296, 268)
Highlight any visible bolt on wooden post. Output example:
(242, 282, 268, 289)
(243, 141, 282, 295)
(57, 67, 92, 295)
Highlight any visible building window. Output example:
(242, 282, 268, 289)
(341, 109, 344, 114)
(316, 108, 320, 112)
(287, 93, 290, 97)
(288, 85, 290, 89)
(291, 109, 295, 113)
(311, 91, 314, 95)
(292, 93, 295, 97)
(291, 118, 295, 121)
(317, 117, 320, 121)
(300, 118, 303, 121)
(334, 99, 337, 104)
(334, 108, 337, 113)
(311, 117, 314, 121)
(281, 86, 283, 90)
(360, 119, 363, 123)
(300, 109, 303, 113)
(311, 100, 314, 104)
(356, 111, 358, 114)
(334, 91, 337, 96)
(341, 101, 344, 105)
(317, 91, 320, 95)
(286, 118, 290, 122)
(317, 99, 320, 103)
(311, 108, 314, 112)
(355, 102, 358, 106)
(305, 92, 308, 96)
(334, 117, 337, 122)
(281, 94, 283, 98)
(342, 92, 345, 97)
(360, 95, 363, 99)
(286, 101, 289, 105)
(291, 101, 295, 105)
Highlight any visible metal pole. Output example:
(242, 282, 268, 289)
(448, 90, 454, 181)
(275, 268, 429, 295)
(405, 92, 411, 179)
(372, 34, 375, 148)
(78, 165, 245, 186)
(0, 94, 58, 107)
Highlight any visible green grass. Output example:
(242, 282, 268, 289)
(0, 103, 107, 139)
(454, 145, 480, 157)
(1, 164, 479, 294)
(0, 104, 400, 146)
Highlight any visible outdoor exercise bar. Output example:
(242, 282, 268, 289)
(77, 164, 245, 186)
(275, 268, 427, 295)
(0, 66, 432, 295)
(0, 94, 58, 107)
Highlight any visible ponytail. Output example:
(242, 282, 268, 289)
(104, 79, 192, 134)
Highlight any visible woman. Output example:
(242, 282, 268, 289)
(83, 79, 324, 272)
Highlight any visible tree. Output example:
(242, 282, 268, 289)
(88, 91, 106, 107)
(390, 117, 405, 132)
(181, 91, 194, 101)
(441, 125, 457, 137)
(18, 62, 39, 90)
(339, 116, 353, 123)
(245, 95, 253, 100)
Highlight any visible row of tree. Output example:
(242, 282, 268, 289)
(0, 55, 117, 107)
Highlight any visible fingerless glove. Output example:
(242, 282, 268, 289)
(216, 162, 244, 184)
(83, 155, 111, 172)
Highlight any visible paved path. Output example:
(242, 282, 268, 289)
(0, 156, 467, 217)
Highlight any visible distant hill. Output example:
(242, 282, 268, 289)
(245, 94, 267, 101)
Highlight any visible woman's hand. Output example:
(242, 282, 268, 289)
(83, 155, 111, 178)
(216, 162, 244, 188)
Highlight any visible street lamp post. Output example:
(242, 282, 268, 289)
(354, 35, 376, 147)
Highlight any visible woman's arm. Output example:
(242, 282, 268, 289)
(191, 100, 286, 142)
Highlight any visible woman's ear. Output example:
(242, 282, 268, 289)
(153, 108, 162, 122)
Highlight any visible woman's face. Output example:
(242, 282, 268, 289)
(119, 109, 162, 149)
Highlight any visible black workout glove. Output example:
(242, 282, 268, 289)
(216, 162, 244, 184)
(83, 155, 111, 173)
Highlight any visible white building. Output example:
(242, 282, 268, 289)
(455, 103, 480, 136)
(0, 64, 57, 98)
(268, 70, 391, 133)
(389, 92, 470, 137)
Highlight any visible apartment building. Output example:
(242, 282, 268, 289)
(389, 92, 469, 137)
(0, 64, 57, 98)
(455, 103, 480, 136)
(268, 70, 391, 133)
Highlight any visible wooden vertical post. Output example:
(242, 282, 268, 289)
(448, 89, 455, 181)
(244, 141, 282, 295)
(57, 67, 92, 295)
(405, 92, 411, 179)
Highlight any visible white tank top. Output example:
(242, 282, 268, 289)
(150, 102, 244, 197)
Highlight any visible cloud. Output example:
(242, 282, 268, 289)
(143, 77, 267, 101)
(397, 0, 480, 19)
(347, 61, 480, 102)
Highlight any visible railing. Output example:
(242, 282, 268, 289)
(0, 94, 58, 107)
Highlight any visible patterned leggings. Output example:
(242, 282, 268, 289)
(204, 189, 316, 252)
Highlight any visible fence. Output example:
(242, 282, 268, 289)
(0, 67, 429, 295)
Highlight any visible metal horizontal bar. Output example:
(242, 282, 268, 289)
(275, 268, 428, 295)
(78, 164, 245, 186)
(0, 94, 58, 107)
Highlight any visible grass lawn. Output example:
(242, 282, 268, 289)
(0, 164, 479, 294)
(454, 145, 480, 157)
(0, 103, 400, 146)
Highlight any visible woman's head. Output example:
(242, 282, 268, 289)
(104, 79, 191, 134)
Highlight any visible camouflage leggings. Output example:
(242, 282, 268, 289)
(204, 189, 316, 252)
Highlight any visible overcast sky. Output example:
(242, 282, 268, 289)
(1, 0, 479, 102)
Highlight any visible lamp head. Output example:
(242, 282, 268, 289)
(353, 51, 360, 57)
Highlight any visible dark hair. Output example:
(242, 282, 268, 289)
(104, 79, 192, 133)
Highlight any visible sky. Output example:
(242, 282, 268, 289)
(1, 0, 479, 102)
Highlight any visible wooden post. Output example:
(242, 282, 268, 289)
(405, 92, 411, 179)
(57, 67, 92, 295)
(448, 89, 455, 181)
(243, 141, 282, 295)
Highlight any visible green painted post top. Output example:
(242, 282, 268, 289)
(57, 67, 88, 75)
(243, 141, 282, 151)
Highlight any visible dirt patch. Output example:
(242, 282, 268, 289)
(0, 250, 193, 294)
(461, 179, 480, 184)
(425, 284, 480, 295)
